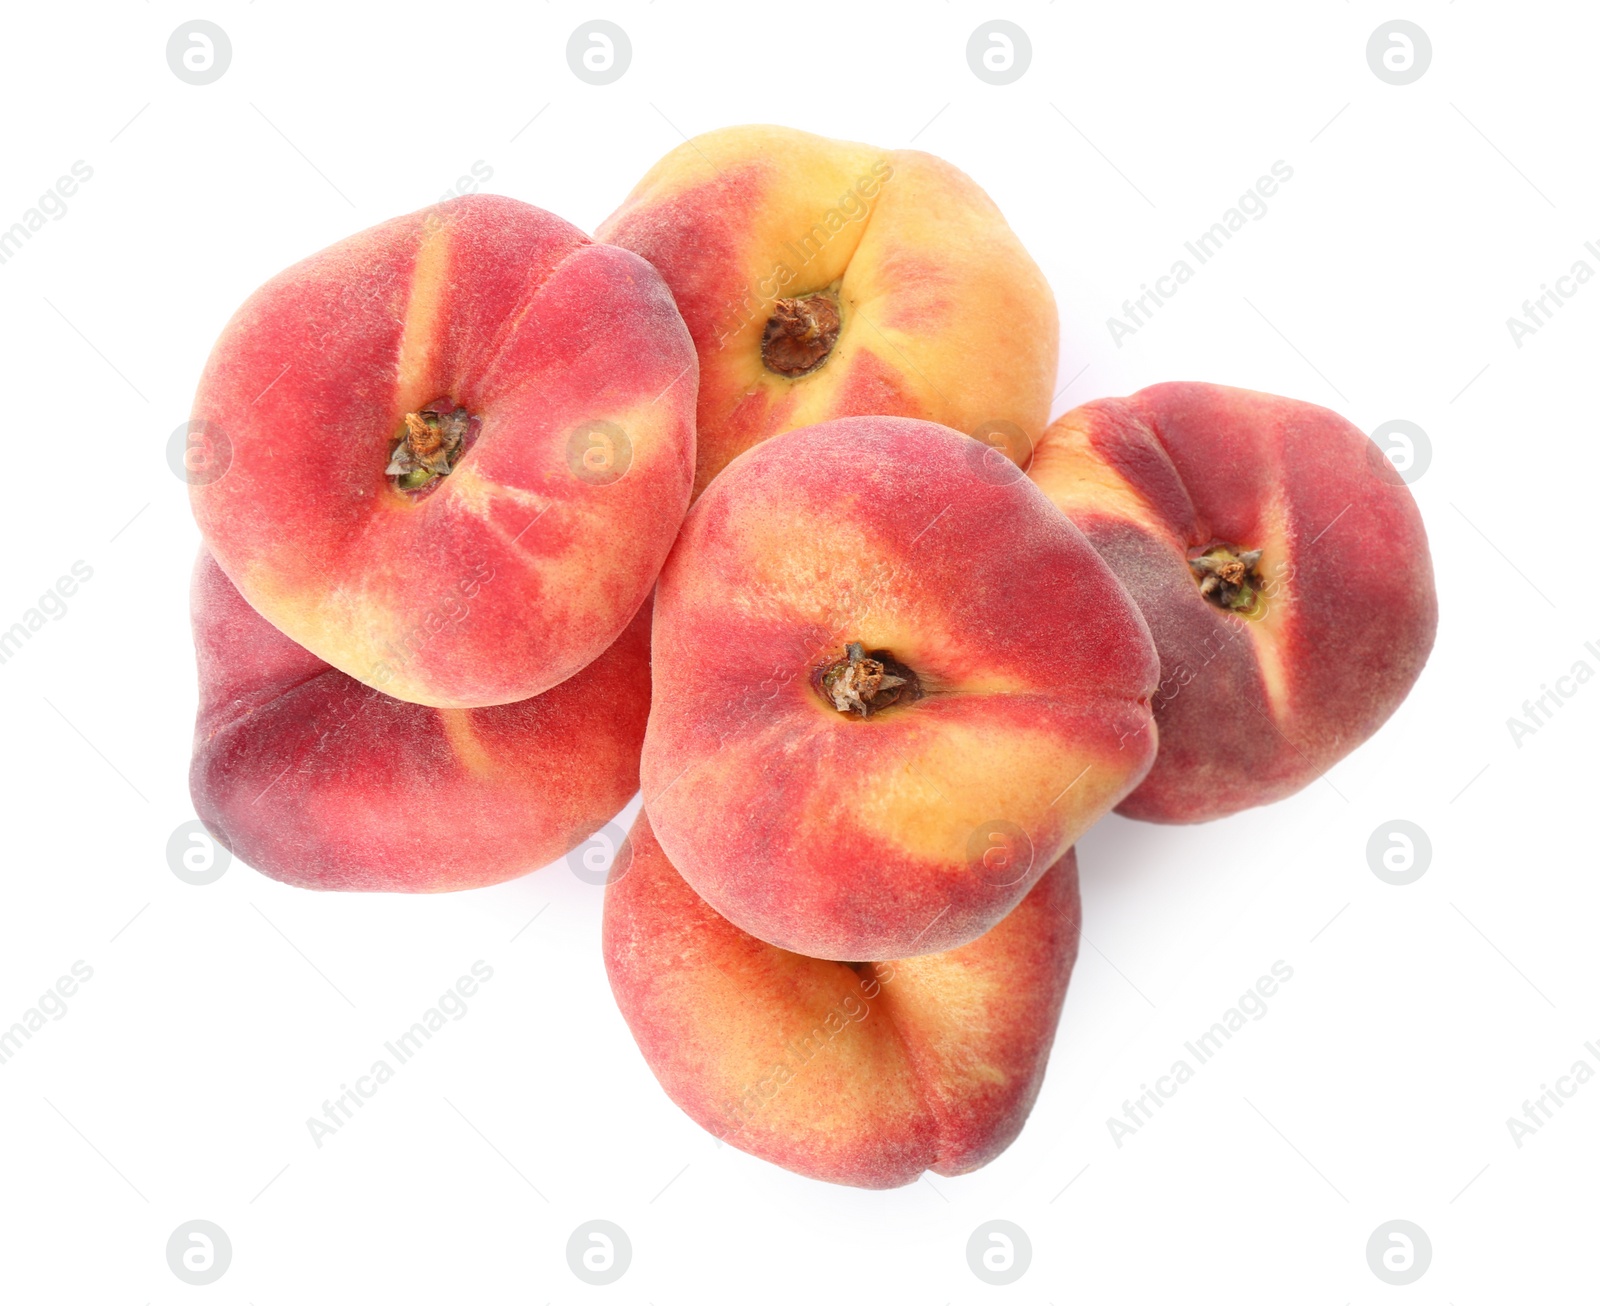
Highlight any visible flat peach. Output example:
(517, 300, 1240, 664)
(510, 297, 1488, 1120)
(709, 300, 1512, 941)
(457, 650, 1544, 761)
(642, 414, 1156, 959)
(604, 811, 1081, 1189)
(189, 194, 695, 709)
(189, 550, 650, 891)
(1030, 382, 1437, 821)
(598, 124, 1056, 498)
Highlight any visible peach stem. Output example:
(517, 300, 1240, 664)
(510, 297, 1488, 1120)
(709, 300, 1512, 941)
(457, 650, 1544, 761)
(761, 293, 841, 377)
(816, 642, 922, 718)
(1188, 544, 1265, 613)
(386, 398, 478, 492)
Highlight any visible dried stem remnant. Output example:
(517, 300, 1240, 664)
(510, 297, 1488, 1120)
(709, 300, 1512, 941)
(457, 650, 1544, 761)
(387, 398, 478, 491)
(761, 293, 841, 377)
(817, 642, 922, 718)
(1189, 544, 1265, 613)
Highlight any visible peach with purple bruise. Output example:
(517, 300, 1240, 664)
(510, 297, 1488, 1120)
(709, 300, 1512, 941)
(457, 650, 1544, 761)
(640, 415, 1157, 960)
(597, 124, 1057, 499)
(189, 194, 696, 709)
(603, 811, 1081, 1189)
(1029, 382, 1438, 823)
(189, 550, 651, 892)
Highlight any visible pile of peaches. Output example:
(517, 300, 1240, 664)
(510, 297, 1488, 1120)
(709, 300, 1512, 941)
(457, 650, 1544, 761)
(185, 125, 1436, 1189)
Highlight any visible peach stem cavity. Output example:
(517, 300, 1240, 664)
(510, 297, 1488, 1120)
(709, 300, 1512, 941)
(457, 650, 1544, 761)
(761, 292, 841, 377)
(1188, 543, 1265, 613)
(387, 397, 480, 492)
(816, 642, 922, 718)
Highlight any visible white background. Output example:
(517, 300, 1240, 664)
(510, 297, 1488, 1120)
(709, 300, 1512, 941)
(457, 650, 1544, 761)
(2, 2, 1595, 1301)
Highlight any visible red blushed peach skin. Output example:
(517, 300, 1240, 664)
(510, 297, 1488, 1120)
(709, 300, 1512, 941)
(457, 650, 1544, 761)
(596, 124, 1057, 499)
(189, 551, 650, 892)
(189, 193, 695, 709)
(604, 812, 1081, 1189)
(641, 415, 1156, 960)
(1029, 382, 1438, 823)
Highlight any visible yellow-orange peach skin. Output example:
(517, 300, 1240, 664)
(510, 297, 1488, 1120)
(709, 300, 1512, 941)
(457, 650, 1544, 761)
(597, 124, 1057, 498)
(641, 415, 1157, 960)
(603, 812, 1082, 1189)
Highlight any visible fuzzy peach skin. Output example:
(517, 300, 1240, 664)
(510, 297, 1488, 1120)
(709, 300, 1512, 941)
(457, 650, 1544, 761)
(189, 550, 650, 892)
(189, 193, 695, 709)
(604, 811, 1081, 1189)
(1030, 382, 1438, 823)
(641, 415, 1156, 960)
(596, 124, 1057, 499)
